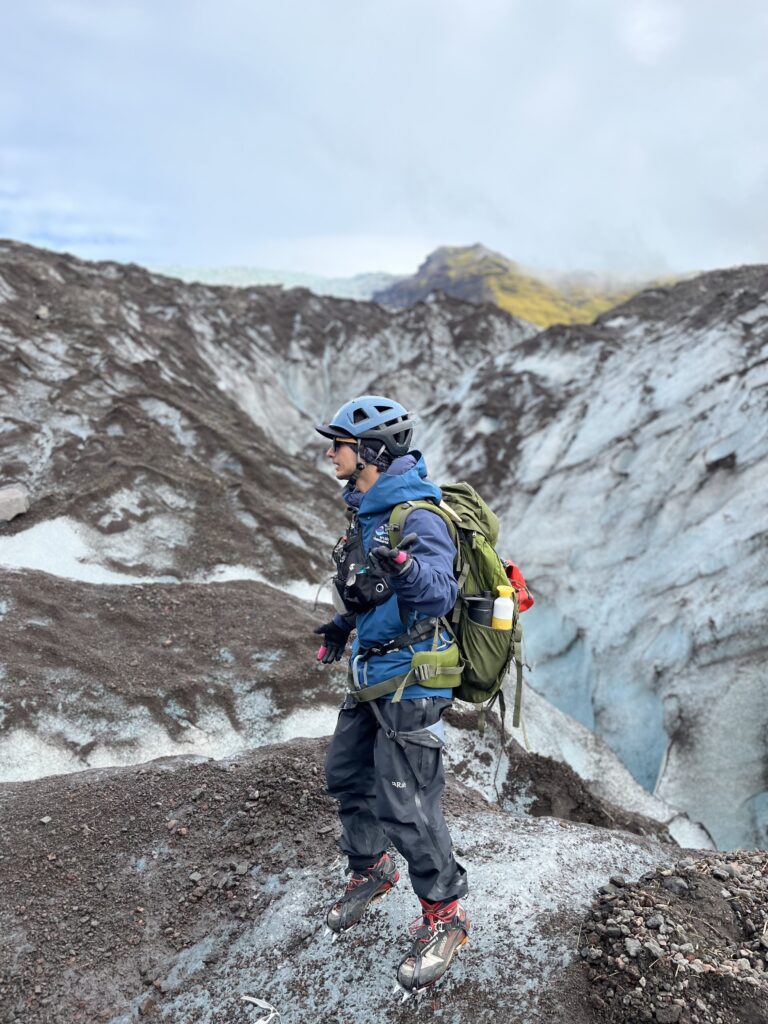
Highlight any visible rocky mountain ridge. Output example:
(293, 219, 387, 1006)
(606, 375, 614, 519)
(373, 243, 644, 326)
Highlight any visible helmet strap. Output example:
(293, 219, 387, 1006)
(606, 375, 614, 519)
(349, 440, 365, 486)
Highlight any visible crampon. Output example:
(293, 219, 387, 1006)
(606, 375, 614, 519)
(396, 897, 469, 995)
(326, 852, 399, 934)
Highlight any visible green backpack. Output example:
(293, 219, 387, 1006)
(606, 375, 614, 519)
(387, 482, 525, 733)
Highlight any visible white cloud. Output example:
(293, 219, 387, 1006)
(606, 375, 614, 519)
(239, 233, 437, 277)
(1, 1, 767, 274)
(0, 146, 152, 259)
(621, 1, 685, 64)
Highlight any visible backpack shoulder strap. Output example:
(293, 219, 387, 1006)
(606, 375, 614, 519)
(387, 500, 459, 559)
(387, 500, 461, 629)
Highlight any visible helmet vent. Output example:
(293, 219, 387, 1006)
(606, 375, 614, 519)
(352, 408, 368, 423)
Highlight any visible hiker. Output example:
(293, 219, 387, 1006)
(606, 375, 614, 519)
(314, 395, 469, 993)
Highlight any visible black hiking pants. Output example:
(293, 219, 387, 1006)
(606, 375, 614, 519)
(324, 695, 468, 903)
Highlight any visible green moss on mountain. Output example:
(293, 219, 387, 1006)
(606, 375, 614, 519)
(373, 244, 646, 327)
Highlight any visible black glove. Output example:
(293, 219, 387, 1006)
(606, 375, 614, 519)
(313, 619, 351, 664)
(367, 532, 418, 579)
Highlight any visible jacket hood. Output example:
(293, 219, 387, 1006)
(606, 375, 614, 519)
(357, 451, 441, 516)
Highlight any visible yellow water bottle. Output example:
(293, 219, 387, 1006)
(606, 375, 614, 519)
(491, 585, 515, 630)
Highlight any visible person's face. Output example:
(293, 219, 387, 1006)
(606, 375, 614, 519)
(325, 437, 359, 480)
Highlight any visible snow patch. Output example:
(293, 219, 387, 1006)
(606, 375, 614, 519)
(108, 331, 156, 364)
(0, 518, 175, 585)
(55, 412, 92, 440)
(210, 451, 244, 477)
(0, 520, 331, 604)
(272, 526, 308, 549)
(96, 488, 147, 529)
(0, 515, 193, 581)
(191, 564, 331, 604)
(738, 302, 768, 326)
(0, 701, 339, 783)
(155, 484, 190, 511)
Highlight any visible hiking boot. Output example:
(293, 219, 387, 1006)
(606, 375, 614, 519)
(397, 897, 469, 992)
(326, 852, 399, 933)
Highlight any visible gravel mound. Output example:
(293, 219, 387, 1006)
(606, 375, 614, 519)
(0, 739, 337, 1023)
(581, 851, 768, 1023)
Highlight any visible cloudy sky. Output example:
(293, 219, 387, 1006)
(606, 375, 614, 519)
(2, 1, 767, 277)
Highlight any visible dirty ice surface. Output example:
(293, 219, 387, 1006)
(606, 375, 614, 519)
(106, 813, 672, 1024)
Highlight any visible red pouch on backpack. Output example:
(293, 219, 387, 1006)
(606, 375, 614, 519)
(503, 560, 534, 612)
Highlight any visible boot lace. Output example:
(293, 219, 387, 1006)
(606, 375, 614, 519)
(344, 870, 370, 893)
(407, 899, 462, 943)
(343, 854, 388, 894)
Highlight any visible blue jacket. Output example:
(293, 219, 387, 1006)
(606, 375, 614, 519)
(334, 453, 457, 700)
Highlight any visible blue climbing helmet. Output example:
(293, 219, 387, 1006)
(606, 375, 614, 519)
(316, 395, 414, 459)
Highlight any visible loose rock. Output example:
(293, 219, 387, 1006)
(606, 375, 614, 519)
(0, 484, 30, 522)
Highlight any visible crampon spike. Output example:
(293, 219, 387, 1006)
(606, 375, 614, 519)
(397, 982, 427, 1003)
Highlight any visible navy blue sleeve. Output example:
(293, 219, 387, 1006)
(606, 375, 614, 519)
(332, 612, 356, 634)
(389, 509, 458, 617)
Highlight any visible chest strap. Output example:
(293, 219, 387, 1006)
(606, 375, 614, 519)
(355, 616, 438, 662)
